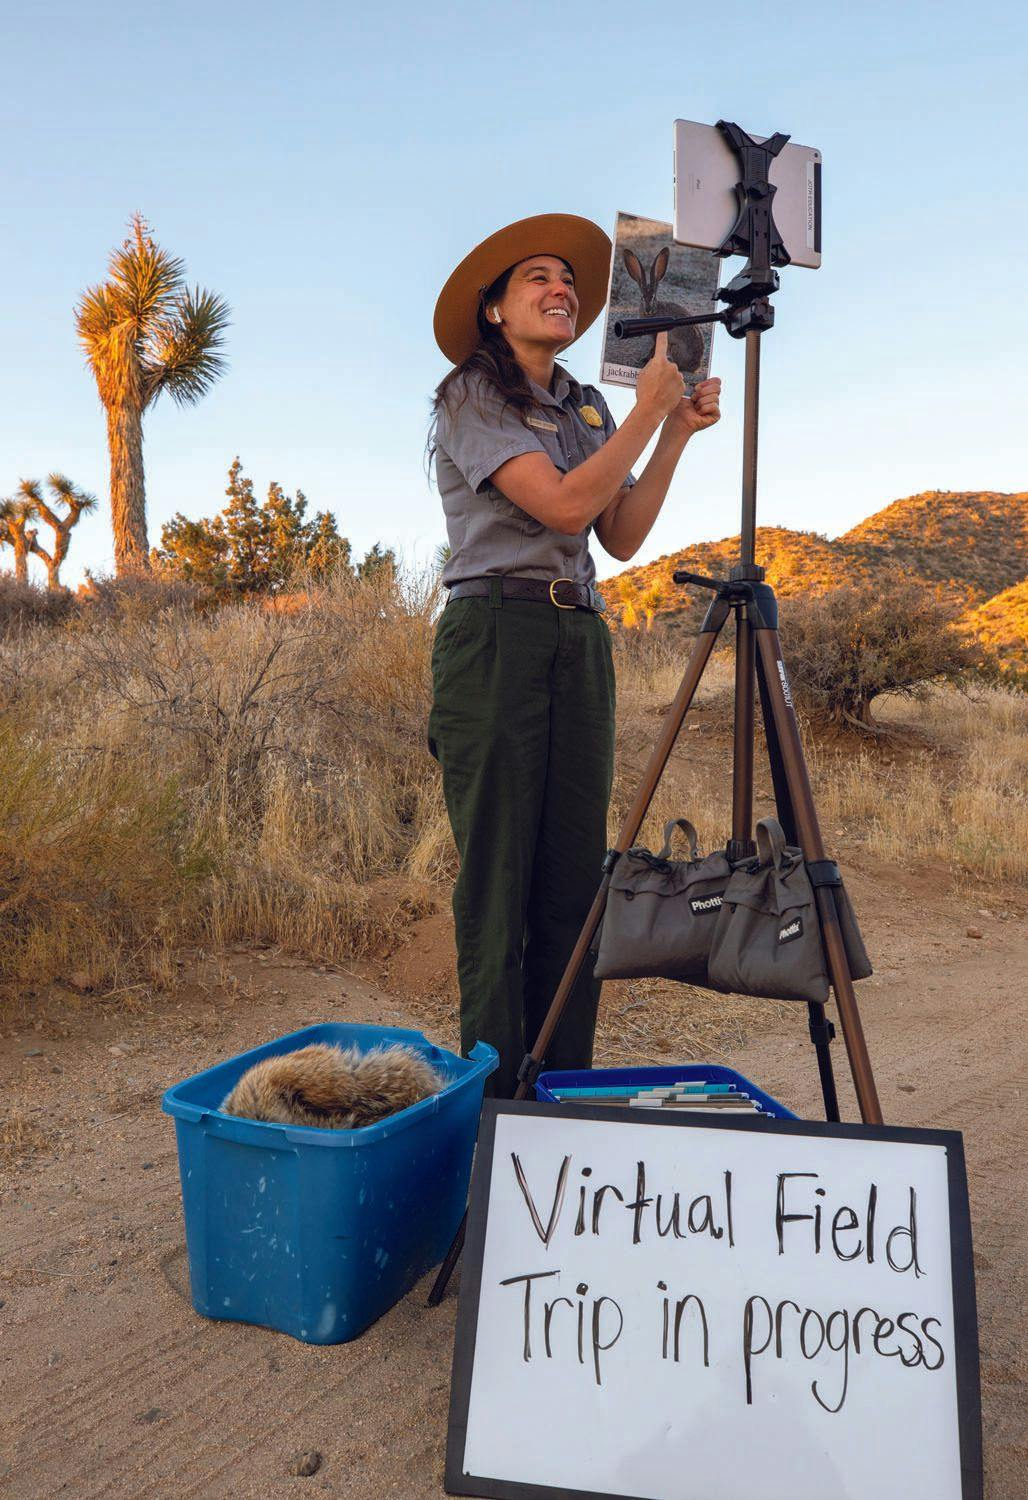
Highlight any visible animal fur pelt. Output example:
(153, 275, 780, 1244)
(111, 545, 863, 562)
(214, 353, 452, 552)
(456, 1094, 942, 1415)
(221, 1043, 443, 1130)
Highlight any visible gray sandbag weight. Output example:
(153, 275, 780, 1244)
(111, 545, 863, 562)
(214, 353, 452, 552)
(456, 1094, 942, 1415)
(594, 819, 732, 980)
(706, 817, 832, 1003)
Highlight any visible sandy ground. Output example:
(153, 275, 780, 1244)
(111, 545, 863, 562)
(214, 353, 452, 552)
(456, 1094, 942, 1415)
(1, 860, 1026, 1499)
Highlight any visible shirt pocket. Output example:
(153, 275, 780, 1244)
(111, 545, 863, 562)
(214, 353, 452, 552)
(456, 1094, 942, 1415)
(572, 407, 608, 460)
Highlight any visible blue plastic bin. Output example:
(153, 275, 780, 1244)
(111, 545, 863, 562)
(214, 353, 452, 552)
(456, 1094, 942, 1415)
(536, 1063, 796, 1118)
(162, 1023, 497, 1343)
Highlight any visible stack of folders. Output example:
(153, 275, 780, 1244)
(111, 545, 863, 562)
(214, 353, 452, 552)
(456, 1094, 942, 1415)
(548, 1082, 764, 1115)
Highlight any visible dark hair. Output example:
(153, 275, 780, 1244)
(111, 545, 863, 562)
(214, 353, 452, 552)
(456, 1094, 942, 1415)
(426, 258, 572, 474)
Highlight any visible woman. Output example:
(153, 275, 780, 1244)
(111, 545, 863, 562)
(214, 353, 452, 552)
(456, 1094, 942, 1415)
(428, 213, 721, 1097)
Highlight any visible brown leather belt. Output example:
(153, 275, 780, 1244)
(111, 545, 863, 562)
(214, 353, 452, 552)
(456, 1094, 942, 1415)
(447, 576, 606, 613)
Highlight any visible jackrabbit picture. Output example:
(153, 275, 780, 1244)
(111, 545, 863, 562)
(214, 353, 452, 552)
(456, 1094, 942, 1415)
(599, 211, 720, 391)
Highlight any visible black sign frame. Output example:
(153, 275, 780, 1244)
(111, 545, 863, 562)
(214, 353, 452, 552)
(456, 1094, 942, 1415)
(445, 1099, 982, 1500)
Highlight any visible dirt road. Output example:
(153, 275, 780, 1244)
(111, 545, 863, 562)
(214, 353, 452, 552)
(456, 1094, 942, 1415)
(1, 860, 1025, 1498)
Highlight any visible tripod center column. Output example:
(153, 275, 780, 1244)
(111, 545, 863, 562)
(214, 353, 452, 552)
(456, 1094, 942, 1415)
(740, 328, 761, 567)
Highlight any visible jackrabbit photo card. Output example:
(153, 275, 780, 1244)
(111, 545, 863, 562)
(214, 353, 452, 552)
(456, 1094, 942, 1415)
(599, 210, 720, 392)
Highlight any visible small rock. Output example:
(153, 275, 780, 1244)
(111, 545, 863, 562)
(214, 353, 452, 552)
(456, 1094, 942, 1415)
(135, 1407, 165, 1424)
(898, 1084, 917, 1093)
(288, 1451, 322, 1477)
(0, 1298, 6, 1310)
(141, 1161, 155, 1171)
(23, 1048, 44, 1059)
(47, 1350, 61, 1367)
(108, 1046, 127, 1058)
(977, 909, 991, 918)
(965, 928, 983, 940)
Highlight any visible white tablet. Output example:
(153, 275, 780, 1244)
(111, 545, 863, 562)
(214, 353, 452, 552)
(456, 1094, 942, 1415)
(674, 119, 822, 270)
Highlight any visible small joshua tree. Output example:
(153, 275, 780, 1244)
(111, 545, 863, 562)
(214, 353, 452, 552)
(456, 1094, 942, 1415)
(614, 573, 642, 629)
(0, 489, 40, 583)
(640, 581, 664, 631)
(18, 475, 98, 591)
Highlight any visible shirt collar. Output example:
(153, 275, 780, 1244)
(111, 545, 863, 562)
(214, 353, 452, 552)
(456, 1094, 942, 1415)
(528, 367, 584, 410)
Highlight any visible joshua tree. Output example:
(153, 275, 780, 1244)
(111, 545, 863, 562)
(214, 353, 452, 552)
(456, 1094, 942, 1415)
(640, 581, 664, 631)
(19, 475, 98, 591)
(613, 573, 641, 629)
(0, 489, 40, 583)
(75, 214, 230, 576)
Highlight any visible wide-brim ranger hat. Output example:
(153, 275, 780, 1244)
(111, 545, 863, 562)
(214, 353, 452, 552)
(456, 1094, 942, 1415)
(433, 213, 612, 366)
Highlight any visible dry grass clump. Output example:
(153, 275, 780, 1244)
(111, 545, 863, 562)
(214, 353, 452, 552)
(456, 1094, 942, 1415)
(0, 721, 202, 998)
(0, 576, 76, 634)
(0, 1109, 51, 1160)
(0, 567, 446, 1002)
(808, 684, 1028, 881)
(594, 978, 797, 1067)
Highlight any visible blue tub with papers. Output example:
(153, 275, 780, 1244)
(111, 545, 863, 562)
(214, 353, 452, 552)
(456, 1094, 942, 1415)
(535, 1063, 795, 1118)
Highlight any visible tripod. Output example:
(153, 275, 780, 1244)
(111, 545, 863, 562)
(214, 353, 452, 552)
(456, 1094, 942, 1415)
(429, 123, 882, 1305)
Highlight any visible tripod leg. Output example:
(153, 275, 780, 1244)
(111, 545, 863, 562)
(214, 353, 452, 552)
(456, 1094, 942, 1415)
(754, 628, 883, 1125)
(428, 612, 730, 1306)
(755, 648, 840, 1121)
(805, 1000, 841, 1122)
(728, 609, 756, 862)
(754, 645, 797, 846)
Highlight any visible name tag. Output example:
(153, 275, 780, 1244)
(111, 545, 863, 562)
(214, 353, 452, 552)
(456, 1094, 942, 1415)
(526, 416, 559, 433)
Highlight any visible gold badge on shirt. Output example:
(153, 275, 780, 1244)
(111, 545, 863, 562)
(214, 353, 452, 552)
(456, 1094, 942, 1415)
(579, 405, 603, 428)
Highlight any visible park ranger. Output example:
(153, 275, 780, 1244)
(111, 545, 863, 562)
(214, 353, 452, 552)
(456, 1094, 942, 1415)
(428, 213, 721, 1097)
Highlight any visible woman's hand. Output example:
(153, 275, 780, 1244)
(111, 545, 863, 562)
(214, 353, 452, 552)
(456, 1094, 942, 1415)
(635, 332, 685, 419)
(664, 377, 722, 440)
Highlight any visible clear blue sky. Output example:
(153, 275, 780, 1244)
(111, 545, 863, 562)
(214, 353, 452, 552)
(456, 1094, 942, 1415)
(2, 0, 1025, 587)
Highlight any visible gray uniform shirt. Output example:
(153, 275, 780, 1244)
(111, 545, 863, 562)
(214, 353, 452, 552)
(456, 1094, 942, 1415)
(434, 366, 636, 588)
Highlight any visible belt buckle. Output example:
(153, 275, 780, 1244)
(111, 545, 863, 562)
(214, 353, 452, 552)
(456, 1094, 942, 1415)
(548, 577, 576, 610)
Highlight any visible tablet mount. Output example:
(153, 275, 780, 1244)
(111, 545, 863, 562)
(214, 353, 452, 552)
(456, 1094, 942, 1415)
(615, 121, 790, 342)
(429, 121, 883, 1308)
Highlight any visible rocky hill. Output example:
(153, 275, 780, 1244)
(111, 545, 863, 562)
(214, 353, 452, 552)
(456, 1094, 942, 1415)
(961, 580, 1028, 682)
(602, 491, 1028, 646)
(840, 491, 1028, 603)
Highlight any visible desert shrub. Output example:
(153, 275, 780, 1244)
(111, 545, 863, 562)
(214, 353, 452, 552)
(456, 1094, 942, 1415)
(0, 720, 204, 997)
(77, 571, 216, 620)
(0, 576, 76, 635)
(779, 579, 982, 730)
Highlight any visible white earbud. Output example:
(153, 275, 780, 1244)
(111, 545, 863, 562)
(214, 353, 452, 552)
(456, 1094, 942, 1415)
(490, 308, 502, 324)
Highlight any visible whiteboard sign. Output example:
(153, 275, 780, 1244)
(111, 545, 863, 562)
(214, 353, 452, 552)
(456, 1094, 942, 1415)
(446, 1102, 981, 1500)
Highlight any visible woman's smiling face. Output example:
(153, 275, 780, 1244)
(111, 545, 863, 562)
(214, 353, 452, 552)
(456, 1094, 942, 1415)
(492, 254, 578, 350)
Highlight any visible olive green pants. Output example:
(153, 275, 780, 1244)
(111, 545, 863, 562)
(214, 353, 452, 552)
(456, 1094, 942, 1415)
(428, 591, 616, 1098)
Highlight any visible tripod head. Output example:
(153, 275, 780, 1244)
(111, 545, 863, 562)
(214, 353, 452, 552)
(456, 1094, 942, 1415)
(613, 121, 791, 344)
